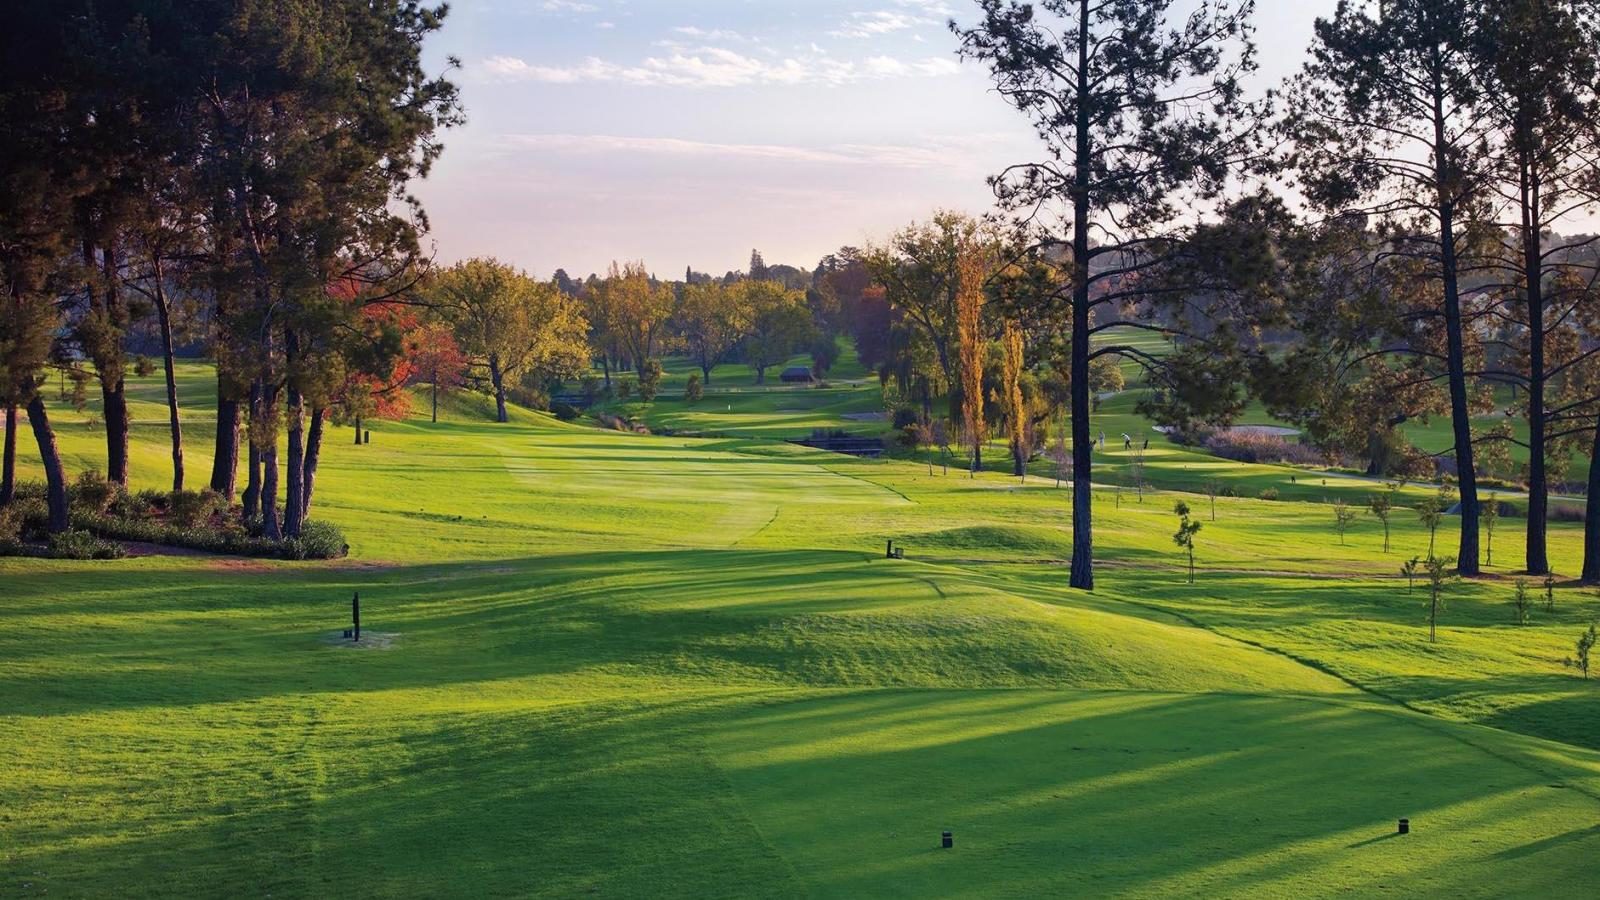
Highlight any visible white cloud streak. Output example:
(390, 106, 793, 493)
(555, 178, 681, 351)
(477, 46, 960, 88)
(495, 133, 1014, 171)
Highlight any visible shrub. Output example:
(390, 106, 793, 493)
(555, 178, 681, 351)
(892, 407, 919, 429)
(48, 529, 125, 560)
(281, 521, 349, 560)
(550, 402, 582, 421)
(108, 489, 152, 520)
(618, 381, 633, 401)
(135, 488, 169, 512)
(684, 373, 704, 402)
(71, 468, 119, 514)
(169, 489, 227, 528)
(637, 358, 664, 401)
(1259, 487, 1279, 501)
(506, 383, 549, 411)
(1203, 431, 1324, 466)
(1551, 503, 1586, 523)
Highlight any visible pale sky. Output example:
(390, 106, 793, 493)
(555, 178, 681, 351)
(414, 0, 1339, 280)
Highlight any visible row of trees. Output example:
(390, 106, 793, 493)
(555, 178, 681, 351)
(936, 0, 1600, 590)
(0, 1, 461, 538)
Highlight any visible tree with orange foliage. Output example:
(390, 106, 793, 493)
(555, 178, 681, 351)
(956, 249, 987, 476)
(1002, 319, 1027, 479)
(407, 322, 468, 423)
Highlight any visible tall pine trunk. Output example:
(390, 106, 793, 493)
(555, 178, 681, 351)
(1067, 0, 1094, 591)
(261, 441, 280, 540)
(1522, 168, 1549, 574)
(1583, 416, 1600, 584)
(1, 403, 16, 507)
(26, 395, 68, 533)
(302, 406, 324, 519)
(93, 241, 131, 485)
(212, 393, 240, 500)
(154, 262, 184, 492)
(283, 332, 305, 537)
(242, 381, 262, 519)
(1433, 79, 1479, 576)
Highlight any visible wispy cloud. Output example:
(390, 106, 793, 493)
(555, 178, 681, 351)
(477, 47, 960, 88)
(672, 26, 754, 43)
(540, 0, 596, 12)
(495, 133, 1013, 171)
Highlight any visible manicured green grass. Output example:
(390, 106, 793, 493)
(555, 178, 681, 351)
(6, 363, 1600, 897)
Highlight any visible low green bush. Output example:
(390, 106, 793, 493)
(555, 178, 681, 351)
(282, 521, 349, 560)
(71, 469, 119, 514)
(550, 402, 583, 421)
(1259, 487, 1280, 501)
(168, 489, 227, 527)
(48, 529, 126, 560)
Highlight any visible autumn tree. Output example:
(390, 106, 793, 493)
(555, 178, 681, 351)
(956, 248, 988, 475)
(1001, 319, 1028, 478)
(864, 212, 987, 421)
(599, 261, 675, 375)
(407, 321, 468, 424)
(437, 259, 590, 423)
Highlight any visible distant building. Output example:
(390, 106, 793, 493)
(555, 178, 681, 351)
(780, 366, 814, 383)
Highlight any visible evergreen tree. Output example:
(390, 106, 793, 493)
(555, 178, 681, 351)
(956, 0, 1266, 589)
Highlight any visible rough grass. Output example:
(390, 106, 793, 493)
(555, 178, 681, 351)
(5, 362, 1600, 897)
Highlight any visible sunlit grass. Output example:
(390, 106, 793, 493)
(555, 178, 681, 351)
(5, 362, 1600, 896)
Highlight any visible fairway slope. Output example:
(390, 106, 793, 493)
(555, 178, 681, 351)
(8, 377, 1600, 897)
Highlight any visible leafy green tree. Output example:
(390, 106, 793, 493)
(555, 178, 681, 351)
(684, 372, 703, 403)
(1418, 493, 1446, 557)
(1369, 489, 1395, 552)
(1424, 556, 1456, 643)
(1512, 578, 1531, 625)
(737, 280, 813, 384)
(1577, 623, 1597, 678)
(1201, 480, 1223, 523)
(673, 281, 747, 384)
(1402, 555, 1422, 594)
(808, 333, 840, 378)
(1173, 501, 1202, 584)
(636, 359, 664, 402)
(956, 0, 1266, 589)
(1334, 499, 1359, 546)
